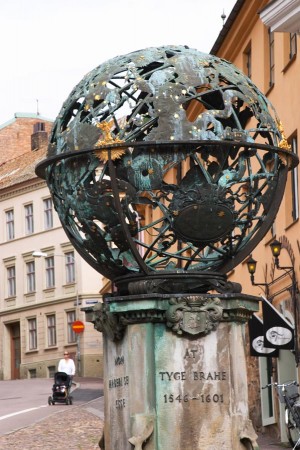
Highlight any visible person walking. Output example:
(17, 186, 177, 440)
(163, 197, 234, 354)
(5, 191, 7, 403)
(58, 351, 75, 388)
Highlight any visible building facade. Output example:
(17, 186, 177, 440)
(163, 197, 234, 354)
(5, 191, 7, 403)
(0, 114, 103, 380)
(211, 0, 300, 443)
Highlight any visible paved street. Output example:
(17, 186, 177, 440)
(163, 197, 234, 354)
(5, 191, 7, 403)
(0, 377, 104, 449)
(0, 377, 293, 449)
(0, 377, 103, 435)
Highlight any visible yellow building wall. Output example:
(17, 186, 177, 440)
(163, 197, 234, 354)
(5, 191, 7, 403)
(213, 1, 300, 304)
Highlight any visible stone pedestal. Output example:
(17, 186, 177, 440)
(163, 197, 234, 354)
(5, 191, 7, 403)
(90, 293, 260, 450)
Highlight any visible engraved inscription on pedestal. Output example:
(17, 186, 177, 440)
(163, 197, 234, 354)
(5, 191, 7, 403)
(158, 346, 228, 409)
(155, 325, 237, 449)
(108, 354, 129, 411)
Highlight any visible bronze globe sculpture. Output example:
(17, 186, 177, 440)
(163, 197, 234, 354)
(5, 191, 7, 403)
(36, 45, 297, 295)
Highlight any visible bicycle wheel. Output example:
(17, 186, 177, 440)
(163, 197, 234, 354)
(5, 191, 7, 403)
(285, 408, 300, 448)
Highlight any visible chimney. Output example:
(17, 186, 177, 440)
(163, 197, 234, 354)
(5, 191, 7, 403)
(31, 122, 48, 151)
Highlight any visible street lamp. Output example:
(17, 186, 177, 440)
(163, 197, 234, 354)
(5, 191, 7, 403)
(32, 250, 82, 375)
(247, 240, 299, 364)
(32, 251, 48, 258)
(246, 256, 270, 297)
(270, 239, 282, 264)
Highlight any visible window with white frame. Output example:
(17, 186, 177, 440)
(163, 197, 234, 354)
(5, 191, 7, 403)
(47, 314, 57, 347)
(43, 198, 53, 229)
(67, 310, 76, 343)
(45, 256, 55, 288)
(6, 209, 14, 240)
(28, 318, 37, 350)
(26, 261, 36, 293)
(25, 203, 34, 235)
(65, 252, 75, 284)
(7, 265, 16, 297)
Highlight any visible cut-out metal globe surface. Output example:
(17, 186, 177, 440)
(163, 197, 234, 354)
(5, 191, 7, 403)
(36, 45, 297, 293)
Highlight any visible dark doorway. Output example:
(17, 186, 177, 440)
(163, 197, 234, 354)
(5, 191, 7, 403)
(9, 323, 21, 379)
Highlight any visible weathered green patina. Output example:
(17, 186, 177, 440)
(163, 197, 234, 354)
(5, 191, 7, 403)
(36, 45, 297, 293)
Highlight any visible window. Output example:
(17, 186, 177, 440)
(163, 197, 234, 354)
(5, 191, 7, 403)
(45, 256, 55, 288)
(34, 122, 45, 133)
(246, 47, 252, 79)
(6, 210, 14, 240)
(28, 318, 37, 350)
(290, 136, 299, 222)
(283, 33, 297, 69)
(290, 33, 297, 60)
(28, 369, 37, 379)
(285, 135, 299, 226)
(47, 314, 57, 347)
(67, 311, 76, 343)
(43, 198, 53, 229)
(259, 357, 275, 426)
(48, 366, 56, 378)
(25, 203, 34, 235)
(270, 222, 276, 238)
(65, 252, 75, 284)
(269, 29, 275, 87)
(7, 266, 16, 297)
(26, 261, 36, 293)
(244, 44, 252, 79)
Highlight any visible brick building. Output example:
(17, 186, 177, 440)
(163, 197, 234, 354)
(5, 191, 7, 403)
(0, 113, 53, 164)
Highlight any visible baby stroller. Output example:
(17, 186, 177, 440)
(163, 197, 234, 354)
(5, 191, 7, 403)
(48, 371, 73, 405)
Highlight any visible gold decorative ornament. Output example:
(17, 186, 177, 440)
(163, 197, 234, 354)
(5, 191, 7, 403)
(276, 119, 291, 151)
(94, 121, 125, 162)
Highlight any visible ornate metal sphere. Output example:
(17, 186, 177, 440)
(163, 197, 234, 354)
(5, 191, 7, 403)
(37, 45, 297, 293)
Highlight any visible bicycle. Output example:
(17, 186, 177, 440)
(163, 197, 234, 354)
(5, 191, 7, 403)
(262, 381, 300, 449)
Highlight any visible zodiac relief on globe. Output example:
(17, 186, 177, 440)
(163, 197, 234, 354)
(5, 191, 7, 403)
(37, 45, 297, 292)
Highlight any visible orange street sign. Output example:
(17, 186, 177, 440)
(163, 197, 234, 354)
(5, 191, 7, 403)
(72, 320, 85, 334)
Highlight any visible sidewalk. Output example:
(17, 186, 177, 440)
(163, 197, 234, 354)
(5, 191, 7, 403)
(257, 432, 291, 449)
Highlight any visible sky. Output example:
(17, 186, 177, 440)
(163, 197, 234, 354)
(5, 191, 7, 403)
(0, 0, 237, 126)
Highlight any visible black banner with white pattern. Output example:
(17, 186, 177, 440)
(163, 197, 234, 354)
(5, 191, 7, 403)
(262, 296, 294, 350)
(248, 314, 279, 357)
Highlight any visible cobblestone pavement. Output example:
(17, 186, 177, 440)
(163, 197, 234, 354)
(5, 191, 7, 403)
(0, 402, 104, 450)
(0, 413, 293, 450)
(0, 375, 292, 450)
(0, 422, 291, 450)
(257, 432, 291, 449)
